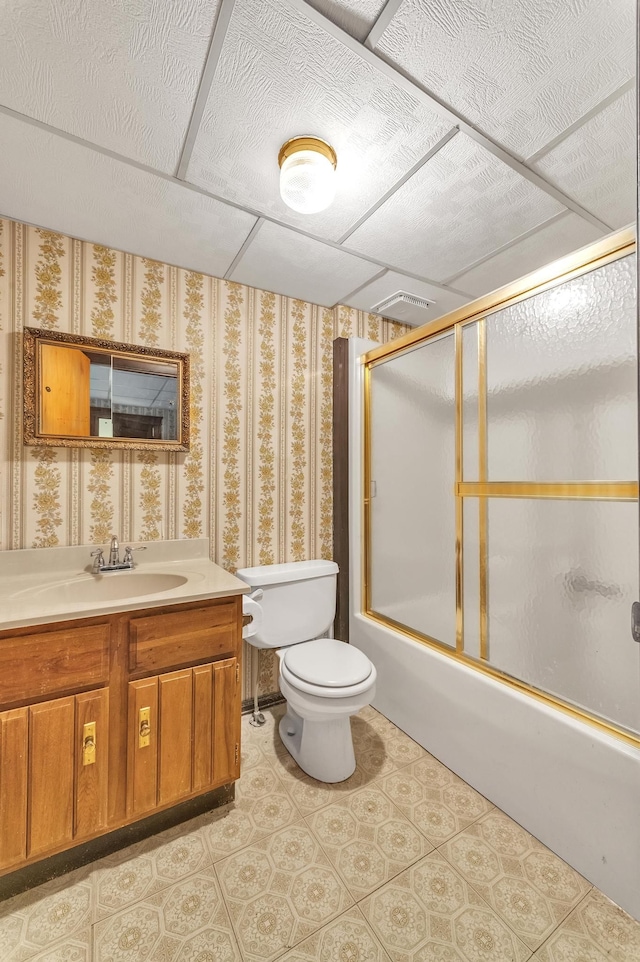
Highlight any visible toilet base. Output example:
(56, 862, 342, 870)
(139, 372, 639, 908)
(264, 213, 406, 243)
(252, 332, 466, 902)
(279, 708, 356, 783)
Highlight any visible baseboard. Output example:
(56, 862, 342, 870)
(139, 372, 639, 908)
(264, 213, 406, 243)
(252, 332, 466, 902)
(242, 692, 285, 715)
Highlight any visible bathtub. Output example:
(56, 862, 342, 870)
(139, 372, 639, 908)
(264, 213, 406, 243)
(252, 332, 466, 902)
(347, 337, 640, 920)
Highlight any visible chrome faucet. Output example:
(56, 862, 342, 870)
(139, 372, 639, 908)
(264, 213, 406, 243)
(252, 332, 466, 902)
(108, 534, 120, 566)
(90, 536, 146, 573)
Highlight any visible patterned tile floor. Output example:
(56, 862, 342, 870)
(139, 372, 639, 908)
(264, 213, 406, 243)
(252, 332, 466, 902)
(1, 703, 640, 961)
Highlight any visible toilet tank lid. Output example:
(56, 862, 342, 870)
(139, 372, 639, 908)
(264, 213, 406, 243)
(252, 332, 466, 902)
(236, 559, 338, 586)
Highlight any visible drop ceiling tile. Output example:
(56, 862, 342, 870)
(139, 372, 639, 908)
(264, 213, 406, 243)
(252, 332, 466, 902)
(0, 114, 257, 278)
(0, 0, 220, 172)
(532, 90, 636, 231)
(229, 220, 380, 306)
(376, 0, 635, 158)
(302, 0, 388, 41)
(452, 213, 605, 297)
(346, 134, 565, 281)
(343, 271, 470, 324)
(186, 0, 453, 241)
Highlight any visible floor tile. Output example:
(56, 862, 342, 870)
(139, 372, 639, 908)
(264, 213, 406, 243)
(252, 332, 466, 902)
(257, 707, 419, 818)
(277, 904, 392, 962)
(306, 785, 433, 900)
(93, 865, 239, 962)
(351, 714, 396, 749)
(13, 928, 91, 962)
(200, 762, 301, 862)
(353, 712, 426, 761)
(0, 866, 94, 962)
(215, 822, 354, 962)
(351, 718, 425, 780)
(241, 703, 288, 760)
(274, 750, 374, 817)
(441, 810, 592, 951)
(380, 755, 493, 846)
(534, 889, 640, 962)
(94, 824, 212, 921)
(360, 850, 532, 962)
(241, 735, 270, 772)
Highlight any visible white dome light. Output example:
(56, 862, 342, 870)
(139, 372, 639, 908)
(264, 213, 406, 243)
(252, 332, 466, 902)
(278, 136, 337, 214)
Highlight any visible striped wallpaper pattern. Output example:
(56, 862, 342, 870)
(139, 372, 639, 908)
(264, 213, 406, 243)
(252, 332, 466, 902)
(0, 218, 407, 698)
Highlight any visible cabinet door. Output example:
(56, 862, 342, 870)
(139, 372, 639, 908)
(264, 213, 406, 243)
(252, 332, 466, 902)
(0, 708, 28, 870)
(212, 658, 240, 785)
(28, 697, 75, 857)
(158, 669, 192, 805)
(40, 342, 90, 436)
(192, 665, 213, 792)
(193, 658, 241, 790)
(75, 689, 109, 839)
(127, 657, 240, 818)
(127, 677, 158, 818)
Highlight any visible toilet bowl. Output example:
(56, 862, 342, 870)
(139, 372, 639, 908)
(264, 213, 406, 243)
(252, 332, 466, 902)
(278, 638, 376, 782)
(236, 560, 376, 783)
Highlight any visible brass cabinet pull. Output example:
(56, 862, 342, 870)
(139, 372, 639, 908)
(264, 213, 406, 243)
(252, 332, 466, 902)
(82, 722, 96, 766)
(139, 707, 151, 748)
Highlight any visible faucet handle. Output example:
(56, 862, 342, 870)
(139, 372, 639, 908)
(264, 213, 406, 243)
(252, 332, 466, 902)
(90, 548, 105, 572)
(123, 545, 147, 564)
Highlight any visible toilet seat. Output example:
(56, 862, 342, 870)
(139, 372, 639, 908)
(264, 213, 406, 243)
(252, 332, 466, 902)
(281, 639, 375, 698)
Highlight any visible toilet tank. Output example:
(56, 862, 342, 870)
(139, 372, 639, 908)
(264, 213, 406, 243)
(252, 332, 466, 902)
(235, 560, 339, 649)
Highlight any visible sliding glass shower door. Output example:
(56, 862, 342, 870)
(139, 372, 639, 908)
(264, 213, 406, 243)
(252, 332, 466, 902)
(368, 331, 457, 647)
(365, 230, 640, 741)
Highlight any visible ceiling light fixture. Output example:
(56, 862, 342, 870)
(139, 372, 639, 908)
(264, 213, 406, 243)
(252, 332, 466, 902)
(278, 136, 337, 214)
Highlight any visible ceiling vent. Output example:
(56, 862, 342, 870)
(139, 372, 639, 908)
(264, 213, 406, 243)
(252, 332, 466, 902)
(371, 291, 435, 326)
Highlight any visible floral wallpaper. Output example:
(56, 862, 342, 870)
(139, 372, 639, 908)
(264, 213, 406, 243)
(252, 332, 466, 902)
(0, 217, 407, 700)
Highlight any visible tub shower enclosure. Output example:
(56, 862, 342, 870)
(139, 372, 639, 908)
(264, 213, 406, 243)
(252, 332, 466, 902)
(350, 227, 640, 917)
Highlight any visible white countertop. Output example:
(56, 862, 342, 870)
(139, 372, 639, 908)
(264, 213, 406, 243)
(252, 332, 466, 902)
(0, 539, 249, 631)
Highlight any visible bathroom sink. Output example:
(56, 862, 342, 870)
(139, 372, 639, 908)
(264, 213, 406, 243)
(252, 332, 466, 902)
(29, 571, 190, 605)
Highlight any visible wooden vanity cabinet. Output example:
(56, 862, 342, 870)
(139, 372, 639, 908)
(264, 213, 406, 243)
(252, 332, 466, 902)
(0, 594, 242, 881)
(0, 687, 109, 870)
(127, 657, 240, 818)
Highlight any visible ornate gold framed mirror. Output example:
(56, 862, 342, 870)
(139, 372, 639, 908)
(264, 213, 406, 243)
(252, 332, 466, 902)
(23, 328, 190, 451)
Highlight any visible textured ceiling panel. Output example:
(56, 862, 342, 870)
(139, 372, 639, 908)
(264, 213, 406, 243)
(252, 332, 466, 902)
(229, 220, 380, 305)
(452, 213, 604, 297)
(0, 0, 219, 172)
(532, 91, 637, 231)
(0, 114, 257, 278)
(186, 0, 453, 240)
(347, 135, 565, 281)
(301, 0, 388, 41)
(376, 0, 635, 159)
(343, 271, 470, 322)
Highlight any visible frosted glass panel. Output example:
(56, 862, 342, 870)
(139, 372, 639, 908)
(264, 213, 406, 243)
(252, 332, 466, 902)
(487, 499, 640, 733)
(463, 498, 480, 659)
(462, 322, 479, 482)
(369, 334, 456, 646)
(487, 255, 637, 481)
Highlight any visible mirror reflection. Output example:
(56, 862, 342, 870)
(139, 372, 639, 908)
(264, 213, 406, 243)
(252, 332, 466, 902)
(87, 353, 179, 441)
(24, 328, 189, 451)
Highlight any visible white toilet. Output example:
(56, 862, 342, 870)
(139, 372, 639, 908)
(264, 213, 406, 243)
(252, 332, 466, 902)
(236, 560, 376, 783)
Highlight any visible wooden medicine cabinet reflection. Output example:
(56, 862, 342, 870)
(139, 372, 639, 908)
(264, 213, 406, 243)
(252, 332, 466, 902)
(23, 328, 190, 451)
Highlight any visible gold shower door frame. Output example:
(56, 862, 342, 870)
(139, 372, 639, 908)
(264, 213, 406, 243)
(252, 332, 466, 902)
(363, 226, 639, 748)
